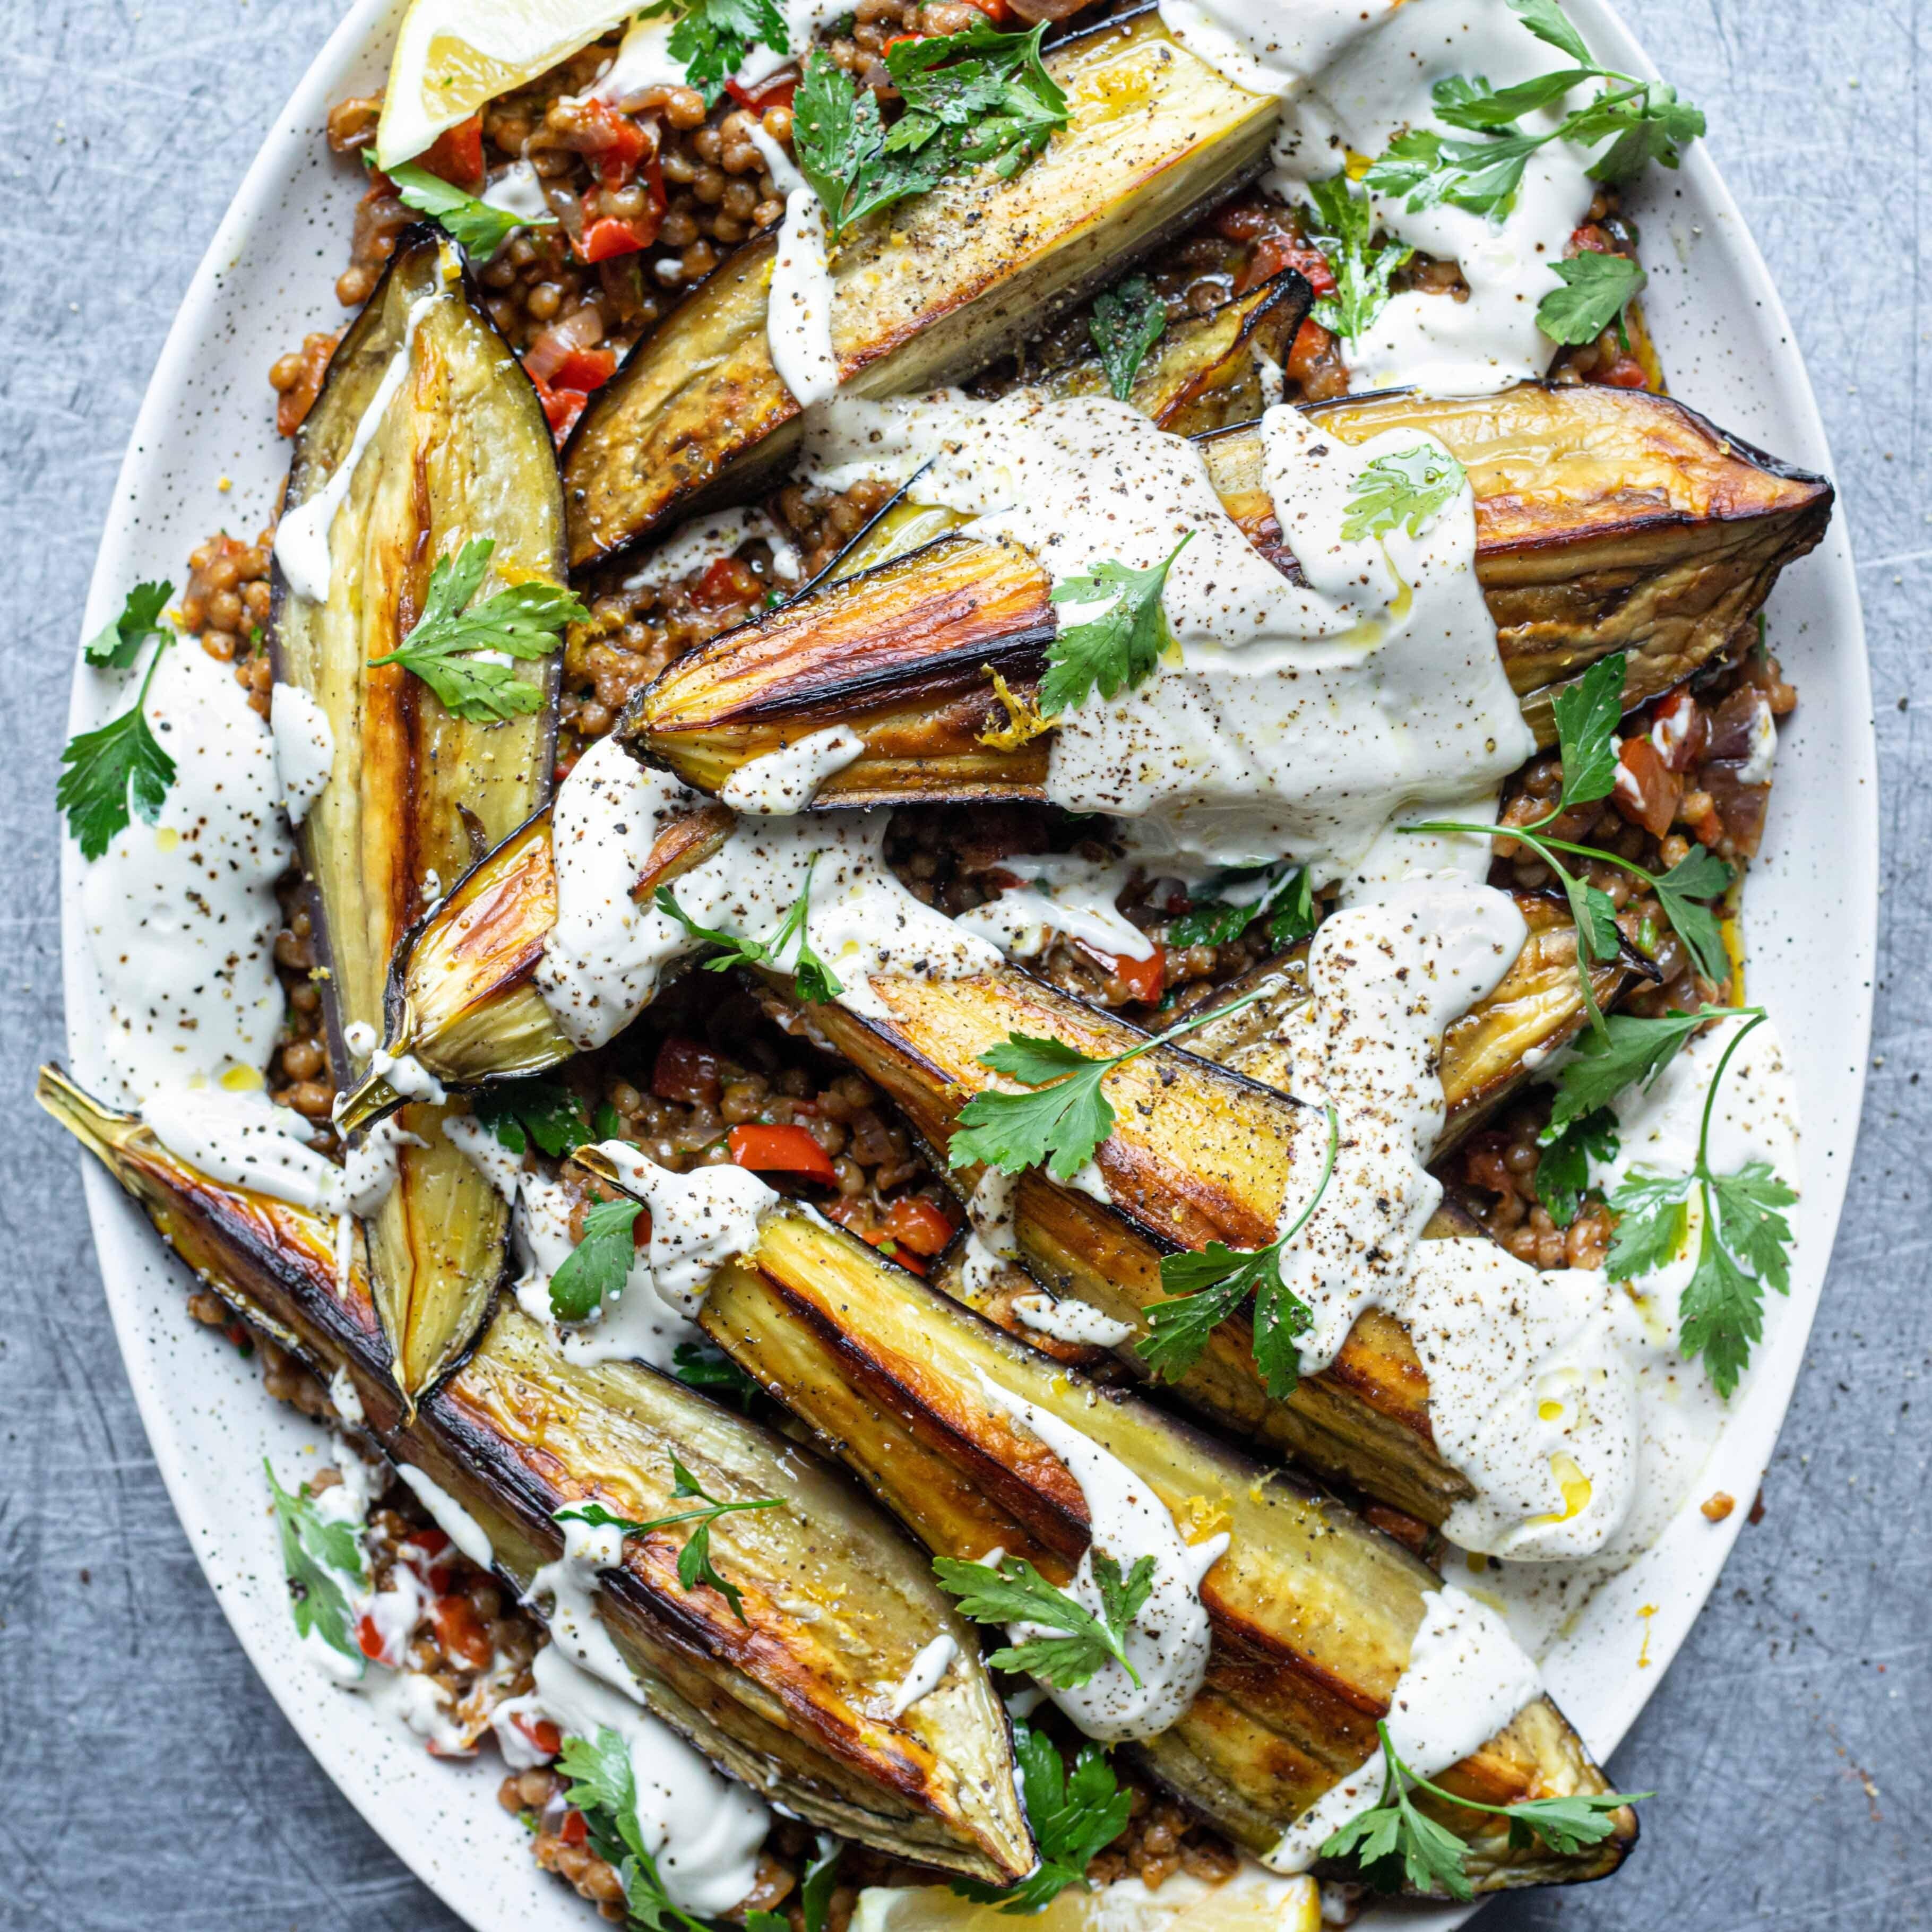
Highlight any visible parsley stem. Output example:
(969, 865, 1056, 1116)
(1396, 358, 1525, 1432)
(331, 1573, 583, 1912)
(1282, 1102, 1340, 1247)
(1400, 817, 1681, 895)
(1695, 1008, 1766, 1174)
(1373, 1721, 1652, 1827)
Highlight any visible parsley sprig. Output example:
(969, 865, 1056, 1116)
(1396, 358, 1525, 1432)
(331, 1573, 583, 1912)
(639, 0, 790, 106)
(1139, 1103, 1338, 1396)
(1342, 445, 1469, 545)
(934, 1550, 1155, 1690)
(952, 1720, 1129, 1914)
(556, 1726, 713, 1932)
(548, 1196, 645, 1322)
(58, 625, 177, 860)
(84, 579, 173, 669)
(265, 1459, 367, 1666)
(792, 24, 1066, 243)
(1401, 651, 1735, 1032)
(556, 1457, 783, 1624)
(946, 987, 1266, 1185)
(1321, 1721, 1647, 1900)
(1302, 175, 1413, 343)
(671, 1340, 762, 1410)
(1539, 248, 1648, 347)
(1532, 1105, 1619, 1227)
(1164, 865, 1316, 951)
(1362, 0, 1703, 226)
(1542, 1005, 1756, 1138)
(1088, 275, 1167, 401)
(1601, 1011, 1795, 1396)
(656, 851, 844, 1004)
(366, 537, 583, 722)
(473, 1078, 618, 1159)
(1037, 534, 1192, 719)
(381, 156, 557, 257)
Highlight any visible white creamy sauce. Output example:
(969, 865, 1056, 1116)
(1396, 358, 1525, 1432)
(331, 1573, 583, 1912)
(1269, 0, 1601, 395)
(749, 122, 841, 408)
(1011, 1295, 1136, 1349)
(959, 1167, 1023, 1297)
(1264, 1585, 1541, 1871)
(396, 1463, 496, 1570)
(527, 1642, 770, 1917)
(329, 1367, 366, 1428)
(1155, 0, 1397, 96)
(274, 276, 451, 604)
(268, 681, 335, 826)
(887, 1633, 959, 1717)
(1269, 881, 1528, 1369)
(590, 1140, 777, 1317)
(955, 853, 1153, 963)
(368, 1047, 447, 1105)
(445, 1114, 702, 1371)
(718, 724, 867, 814)
(81, 644, 292, 1109)
(622, 504, 801, 591)
(976, 1374, 1226, 1741)
(586, 11, 687, 105)
(801, 392, 1531, 871)
(480, 159, 554, 226)
(538, 738, 998, 1046)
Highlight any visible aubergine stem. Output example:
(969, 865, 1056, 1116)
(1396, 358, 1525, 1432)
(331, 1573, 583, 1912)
(624, 382, 1832, 806)
(563, 1188, 1635, 1894)
(38, 1064, 1036, 1883)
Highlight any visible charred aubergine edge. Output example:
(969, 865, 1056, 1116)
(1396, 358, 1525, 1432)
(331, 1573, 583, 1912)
(626, 382, 1833, 804)
(37, 1065, 1034, 1885)
(268, 227, 565, 1401)
(584, 1189, 1632, 1893)
(560, 6, 1283, 573)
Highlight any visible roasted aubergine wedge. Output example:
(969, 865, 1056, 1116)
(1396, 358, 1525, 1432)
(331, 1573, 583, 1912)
(269, 228, 566, 1398)
(754, 913, 1635, 1529)
(38, 1066, 1034, 1885)
(560, 7, 1280, 572)
(627, 384, 1831, 804)
(670, 1201, 1634, 1892)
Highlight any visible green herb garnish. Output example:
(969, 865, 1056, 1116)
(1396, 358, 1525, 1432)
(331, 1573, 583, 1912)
(84, 580, 173, 669)
(265, 1458, 366, 1667)
(1341, 445, 1468, 545)
(1537, 248, 1647, 347)
(1037, 534, 1192, 719)
(557, 1726, 713, 1932)
(933, 1550, 1155, 1690)
(548, 1197, 644, 1323)
(472, 1078, 594, 1158)
(1088, 275, 1167, 400)
(381, 156, 556, 256)
(656, 851, 843, 1004)
(637, 0, 791, 105)
(556, 1459, 783, 1623)
(366, 537, 584, 722)
(58, 631, 177, 860)
(1302, 175, 1413, 342)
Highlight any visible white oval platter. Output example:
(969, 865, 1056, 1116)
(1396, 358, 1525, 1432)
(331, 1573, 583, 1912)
(57, 1, 1874, 1926)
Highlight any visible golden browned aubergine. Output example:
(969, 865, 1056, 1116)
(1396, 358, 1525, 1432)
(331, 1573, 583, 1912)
(36, 1065, 1034, 1885)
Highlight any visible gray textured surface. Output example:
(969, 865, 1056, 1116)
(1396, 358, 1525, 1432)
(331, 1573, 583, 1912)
(1, 0, 1926, 1926)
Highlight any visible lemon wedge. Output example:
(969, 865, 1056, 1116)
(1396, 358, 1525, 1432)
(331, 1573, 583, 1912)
(851, 1868, 1319, 1932)
(375, 0, 635, 169)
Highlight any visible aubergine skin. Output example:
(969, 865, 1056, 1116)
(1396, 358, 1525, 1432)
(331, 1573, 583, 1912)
(36, 1065, 1036, 1885)
(268, 227, 567, 1401)
(691, 1205, 1634, 1891)
(628, 383, 1831, 805)
(560, 8, 1282, 572)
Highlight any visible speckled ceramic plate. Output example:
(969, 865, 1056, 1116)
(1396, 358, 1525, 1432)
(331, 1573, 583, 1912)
(59, 3, 1875, 1926)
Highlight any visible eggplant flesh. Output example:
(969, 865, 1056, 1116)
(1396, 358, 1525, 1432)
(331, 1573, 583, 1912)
(627, 383, 1831, 805)
(757, 901, 1636, 1529)
(560, 8, 1281, 572)
(268, 227, 569, 1399)
(692, 1204, 1632, 1891)
(38, 1065, 1034, 1885)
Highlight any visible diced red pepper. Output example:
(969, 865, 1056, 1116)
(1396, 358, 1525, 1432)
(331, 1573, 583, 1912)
(559, 1808, 589, 1848)
(876, 1239, 928, 1275)
(881, 31, 925, 53)
(512, 1712, 563, 1758)
(1687, 801, 1726, 849)
(1238, 231, 1336, 298)
(548, 347, 618, 393)
(696, 555, 762, 608)
(579, 213, 657, 263)
(881, 1194, 960, 1257)
(418, 116, 486, 193)
(1611, 735, 1683, 839)
(429, 1591, 496, 1671)
(726, 69, 799, 111)
(1593, 352, 1649, 389)
(653, 1036, 723, 1106)
(409, 1525, 452, 1558)
(955, 0, 1015, 21)
(529, 369, 591, 445)
(575, 98, 651, 183)
(728, 1123, 839, 1184)
(1285, 318, 1338, 386)
(357, 1613, 391, 1662)
(1649, 688, 1709, 774)
(1080, 941, 1166, 1005)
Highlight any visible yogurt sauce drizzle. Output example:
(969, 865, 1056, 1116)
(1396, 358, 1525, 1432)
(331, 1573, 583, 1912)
(800, 391, 1532, 869)
(525, 1518, 771, 1914)
(888, 1633, 960, 1717)
(719, 724, 867, 813)
(975, 1374, 1227, 1741)
(537, 737, 998, 1048)
(1264, 1584, 1542, 1872)
(749, 121, 841, 408)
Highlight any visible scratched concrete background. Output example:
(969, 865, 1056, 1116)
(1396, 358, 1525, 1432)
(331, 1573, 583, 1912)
(1, 0, 1926, 1926)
